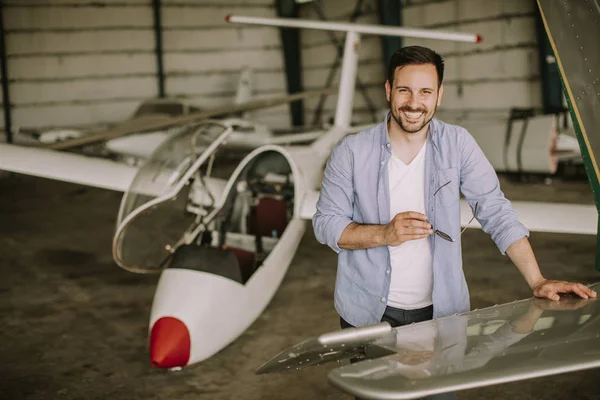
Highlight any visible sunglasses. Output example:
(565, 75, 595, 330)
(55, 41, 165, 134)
(429, 180, 478, 242)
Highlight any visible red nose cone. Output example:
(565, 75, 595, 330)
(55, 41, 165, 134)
(150, 317, 191, 369)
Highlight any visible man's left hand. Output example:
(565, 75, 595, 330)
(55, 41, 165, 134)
(532, 279, 597, 301)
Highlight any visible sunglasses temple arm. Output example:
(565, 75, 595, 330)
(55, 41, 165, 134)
(460, 203, 479, 235)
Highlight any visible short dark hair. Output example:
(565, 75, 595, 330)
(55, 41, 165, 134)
(387, 45, 445, 87)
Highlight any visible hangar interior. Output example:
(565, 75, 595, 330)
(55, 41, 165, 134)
(0, 0, 599, 399)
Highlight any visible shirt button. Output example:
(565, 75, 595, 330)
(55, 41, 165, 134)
(380, 297, 386, 303)
(381, 161, 385, 165)
(386, 269, 390, 275)
(386, 143, 391, 148)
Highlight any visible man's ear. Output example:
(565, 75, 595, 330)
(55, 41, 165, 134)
(437, 83, 444, 106)
(385, 80, 391, 102)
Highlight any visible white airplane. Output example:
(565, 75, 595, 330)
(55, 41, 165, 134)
(0, 10, 597, 372)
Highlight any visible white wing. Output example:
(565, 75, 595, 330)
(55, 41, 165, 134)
(0, 143, 137, 192)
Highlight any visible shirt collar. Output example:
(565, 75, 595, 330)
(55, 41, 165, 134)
(381, 111, 440, 150)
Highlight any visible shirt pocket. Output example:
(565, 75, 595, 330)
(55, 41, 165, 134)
(435, 167, 460, 207)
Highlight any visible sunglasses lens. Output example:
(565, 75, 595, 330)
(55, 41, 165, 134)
(435, 230, 454, 242)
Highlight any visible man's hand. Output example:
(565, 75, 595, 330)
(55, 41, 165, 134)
(532, 279, 597, 301)
(384, 212, 433, 246)
(531, 296, 593, 311)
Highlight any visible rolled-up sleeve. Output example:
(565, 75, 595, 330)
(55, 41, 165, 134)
(312, 138, 355, 253)
(458, 129, 529, 255)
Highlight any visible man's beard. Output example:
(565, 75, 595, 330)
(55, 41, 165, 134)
(391, 104, 436, 133)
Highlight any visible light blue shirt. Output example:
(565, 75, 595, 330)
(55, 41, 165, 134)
(313, 114, 530, 327)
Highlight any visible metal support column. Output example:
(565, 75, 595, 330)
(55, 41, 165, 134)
(152, 0, 165, 98)
(378, 0, 402, 69)
(535, 4, 563, 114)
(0, 2, 12, 143)
(276, 0, 304, 126)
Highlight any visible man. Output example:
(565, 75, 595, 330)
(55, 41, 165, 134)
(312, 45, 596, 332)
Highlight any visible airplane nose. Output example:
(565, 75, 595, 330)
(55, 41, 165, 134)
(149, 316, 191, 369)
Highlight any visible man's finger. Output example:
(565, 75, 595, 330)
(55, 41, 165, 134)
(570, 285, 589, 299)
(402, 211, 428, 221)
(573, 283, 596, 299)
(403, 228, 432, 235)
(404, 220, 432, 229)
(581, 284, 597, 298)
(540, 286, 560, 301)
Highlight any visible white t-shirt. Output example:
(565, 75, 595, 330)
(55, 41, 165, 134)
(387, 143, 433, 309)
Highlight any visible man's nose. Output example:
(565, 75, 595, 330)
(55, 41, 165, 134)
(407, 93, 420, 109)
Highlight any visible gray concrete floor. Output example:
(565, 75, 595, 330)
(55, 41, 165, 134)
(1, 173, 599, 400)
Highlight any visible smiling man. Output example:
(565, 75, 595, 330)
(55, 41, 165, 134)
(313, 45, 596, 333)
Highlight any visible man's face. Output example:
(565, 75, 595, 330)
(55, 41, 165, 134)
(385, 64, 444, 134)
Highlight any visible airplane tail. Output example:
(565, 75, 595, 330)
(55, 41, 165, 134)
(226, 15, 481, 158)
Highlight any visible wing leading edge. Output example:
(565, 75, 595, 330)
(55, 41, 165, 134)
(0, 143, 137, 192)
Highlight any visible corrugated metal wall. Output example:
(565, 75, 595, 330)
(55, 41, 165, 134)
(4, 0, 157, 130)
(298, 1, 384, 126)
(0, 0, 540, 133)
(298, 0, 540, 125)
(401, 0, 540, 123)
(1, 0, 286, 132)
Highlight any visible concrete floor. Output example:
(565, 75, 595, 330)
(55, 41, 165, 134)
(1, 173, 599, 400)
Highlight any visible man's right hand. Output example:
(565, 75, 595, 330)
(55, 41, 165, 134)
(384, 212, 433, 246)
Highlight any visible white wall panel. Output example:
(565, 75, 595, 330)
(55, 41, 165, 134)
(9, 54, 157, 80)
(302, 36, 382, 68)
(444, 47, 538, 82)
(164, 49, 284, 74)
(163, 27, 279, 51)
(162, 5, 274, 28)
(12, 77, 157, 104)
(441, 80, 541, 110)
(5, 6, 152, 30)
(161, 0, 273, 6)
(304, 61, 384, 88)
(2, 0, 288, 131)
(457, 0, 534, 21)
(12, 100, 141, 129)
(165, 70, 286, 97)
(160, 1, 288, 128)
(7, 31, 155, 55)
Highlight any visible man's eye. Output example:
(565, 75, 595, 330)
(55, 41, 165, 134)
(422, 91, 432, 95)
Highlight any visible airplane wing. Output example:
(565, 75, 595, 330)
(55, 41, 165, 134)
(0, 122, 232, 201)
(257, 283, 600, 399)
(299, 189, 597, 235)
(0, 143, 138, 192)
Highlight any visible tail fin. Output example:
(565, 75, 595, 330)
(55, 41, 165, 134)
(226, 15, 481, 157)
